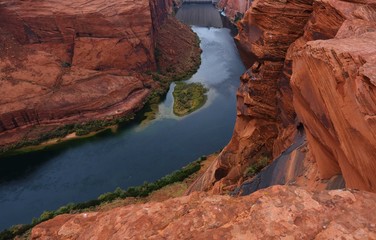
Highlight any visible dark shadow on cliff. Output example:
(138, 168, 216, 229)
(0, 99, 166, 185)
(0, 128, 124, 185)
(232, 130, 346, 196)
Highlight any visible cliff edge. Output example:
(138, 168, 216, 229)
(190, 0, 376, 193)
(5, 0, 376, 238)
(30, 186, 376, 239)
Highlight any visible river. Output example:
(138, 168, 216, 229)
(0, 15, 245, 231)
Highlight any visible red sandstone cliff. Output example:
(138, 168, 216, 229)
(217, 0, 250, 21)
(190, 0, 376, 193)
(0, 0, 199, 150)
(189, 0, 314, 193)
(17, 0, 376, 238)
(291, 0, 376, 192)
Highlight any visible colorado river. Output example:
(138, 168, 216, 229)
(0, 24, 245, 230)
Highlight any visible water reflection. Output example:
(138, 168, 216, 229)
(176, 4, 223, 28)
(0, 27, 245, 231)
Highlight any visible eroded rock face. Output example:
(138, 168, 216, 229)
(30, 186, 376, 239)
(149, 0, 173, 32)
(0, 0, 197, 149)
(0, 0, 158, 71)
(217, 0, 250, 21)
(0, 0, 158, 148)
(189, 0, 314, 193)
(192, 0, 376, 194)
(291, 12, 376, 191)
(235, 0, 314, 67)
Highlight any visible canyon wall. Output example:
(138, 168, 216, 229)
(0, 0, 198, 149)
(21, 0, 376, 238)
(217, 0, 250, 20)
(149, 0, 174, 31)
(0, 0, 157, 71)
(291, 0, 376, 191)
(189, 0, 314, 193)
(191, 0, 376, 193)
(0, 0, 158, 147)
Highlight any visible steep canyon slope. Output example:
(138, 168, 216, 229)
(0, 0, 200, 151)
(5, 0, 376, 238)
(217, 0, 250, 21)
(291, 0, 376, 192)
(190, 0, 376, 193)
(189, 0, 314, 193)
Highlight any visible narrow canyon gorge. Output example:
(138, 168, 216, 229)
(1, 0, 376, 239)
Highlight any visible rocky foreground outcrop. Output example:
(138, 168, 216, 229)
(30, 186, 376, 239)
(0, 0, 200, 150)
(191, 0, 376, 193)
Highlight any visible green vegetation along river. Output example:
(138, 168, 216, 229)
(173, 82, 208, 116)
(0, 26, 245, 231)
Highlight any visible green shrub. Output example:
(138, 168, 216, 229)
(245, 156, 270, 177)
(172, 82, 208, 116)
(61, 61, 71, 68)
(234, 12, 244, 23)
(0, 155, 206, 239)
(0, 115, 139, 156)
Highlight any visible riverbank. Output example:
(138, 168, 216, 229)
(0, 154, 217, 239)
(0, 17, 201, 157)
(0, 25, 245, 232)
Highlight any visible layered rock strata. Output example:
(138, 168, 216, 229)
(0, 0, 199, 150)
(291, 2, 376, 191)
(189, 0, 314, 193)
(30, 186, 376, 239)
(193, 0, 376, 193)
(217, 0, 250, 21)
(149, 0, 174, 31)
(19, 0, 376, 238)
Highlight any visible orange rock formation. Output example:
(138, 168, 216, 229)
(291, 0, 376, 191)
(189, 0, 314, 194)
(0, 0, 200, 150)
(30, 186, 376, 239)
(4, 0, 376, 238)
(217, 0, 250, 21)
(192, 0, 376, 194)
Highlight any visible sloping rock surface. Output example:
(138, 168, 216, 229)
(31, 186, 376, 239)
(292, 15, 376, 191)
